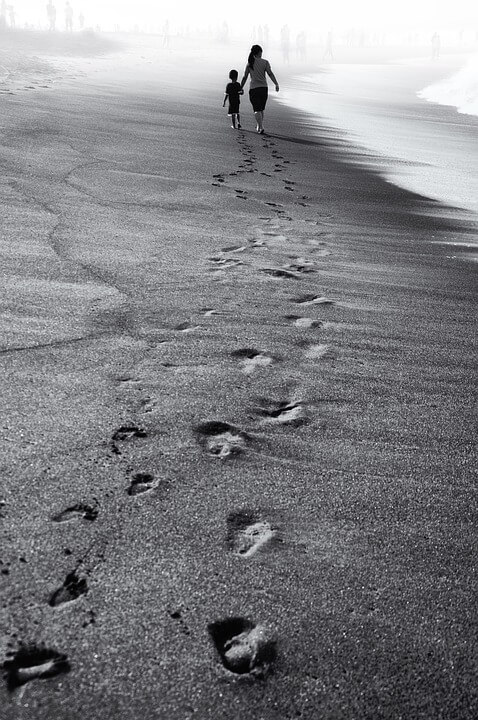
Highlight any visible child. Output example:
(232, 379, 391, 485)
(223, 70, 243, 129)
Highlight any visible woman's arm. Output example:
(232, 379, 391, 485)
(266, 62, 279, 91)
(240, 65, 250, 90)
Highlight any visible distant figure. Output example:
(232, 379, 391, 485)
(78, 10, 84, 29)
(46, 1, 56, 31)
(296, 31, 307, 60)
(223, 69, 243, 130)
(7, 3, 14, 28)
(280, 25, 290, 63)
(65, 1, 73, 31)
(221, 20, 229, 43)
(324, 30, 334, 60)
(240, 44, 279, 134)
(163, 19, 170, 47)
(431, 32, 441, 60)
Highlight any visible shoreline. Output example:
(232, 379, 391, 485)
(1, 43, 477, 719)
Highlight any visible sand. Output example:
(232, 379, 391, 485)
(1, 33, 477, 719)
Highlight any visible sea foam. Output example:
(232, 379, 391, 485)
(418, 54, 478, 117)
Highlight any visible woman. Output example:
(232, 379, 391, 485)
(240, 45, 279, 134)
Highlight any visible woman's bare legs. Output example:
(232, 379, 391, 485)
(255, 110, 264, 132)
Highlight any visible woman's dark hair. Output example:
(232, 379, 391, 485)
(229, 69, 238, 80)
(248, 45, 262, 69)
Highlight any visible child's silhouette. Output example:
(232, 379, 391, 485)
(223, 70, 243, 130)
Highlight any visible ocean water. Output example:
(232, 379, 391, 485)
(419, 54, 478, 117)
(278, 57, 478, 223)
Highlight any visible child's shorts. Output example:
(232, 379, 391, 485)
(228, 100, 240, 115)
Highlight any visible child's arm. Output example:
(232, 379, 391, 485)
(223, 92, 228, 107)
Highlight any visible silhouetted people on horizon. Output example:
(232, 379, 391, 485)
(78, 10, 84, 30)
(163, 19, 170, 47)
(280, 25, 290, 63)
(240, 44, 279, 134)
(431, 32, 441, 60)
(324, 30, 334, 61)
(296, 31, 307, 61)
(46, 1, 56, 31)
(7, 3, 14, 28)
(65, 1, 73, 32)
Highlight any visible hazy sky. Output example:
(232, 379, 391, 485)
(15, 0, 478, 33)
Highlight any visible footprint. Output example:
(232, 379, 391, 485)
(174, 321, 199, 332)
(221, 245, 247, 253)
(284, 187, 294, 192)
(3, 646, 71, 691)
(111, 425, 147, 454)
(52, 504, 98, 523)
(257, 400, 307, 426)
(231, 348, 274, 375)
(227, 510, 276, 557)
(286, 258, 316, 274)
(127, 472, 157, 496)
(260, 268, 299, 280)
(208, 257, 243, 270)
(169, 608, 190, 636)
(194, 421, 249, 459)
(49, 572, 88, 607)
(292, 294, 334, 306)
(285, 315, 321, 329)
(265, 202, 282, 208)
(208, 618, 276, 676)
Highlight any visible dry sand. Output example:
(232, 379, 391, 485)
(1, 33, 477, 719)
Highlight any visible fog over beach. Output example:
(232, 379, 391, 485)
(1, 1, 477, 718)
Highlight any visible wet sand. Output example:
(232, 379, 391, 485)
(1, 36, 477, 719)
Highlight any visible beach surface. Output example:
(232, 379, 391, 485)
(1, 34, 477, 719)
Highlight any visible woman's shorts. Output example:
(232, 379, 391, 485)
(249, 87, 268, 112)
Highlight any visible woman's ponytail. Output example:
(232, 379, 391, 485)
(248, 44, 262, 69)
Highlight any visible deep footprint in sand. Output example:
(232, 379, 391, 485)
(227, 510, 276, 557)
(257, 400, 307, 426)
(208, 618, 277, 676)
(221, 244, 247, 253)
(195, 421, 249, 459)
(231, 348, 274, 375)
(286, 257, 316, 274)
(260, 268, 300, 280)
(111, 425, 147, 454)
(127, 472, 157, 496)
(52, 504, 98, 523)
(3, 646, 71, 691)
(49, 572, 88, 607)
(292, 294, 334, 306)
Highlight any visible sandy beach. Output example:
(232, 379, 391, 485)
(1, 32, 477, 719)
